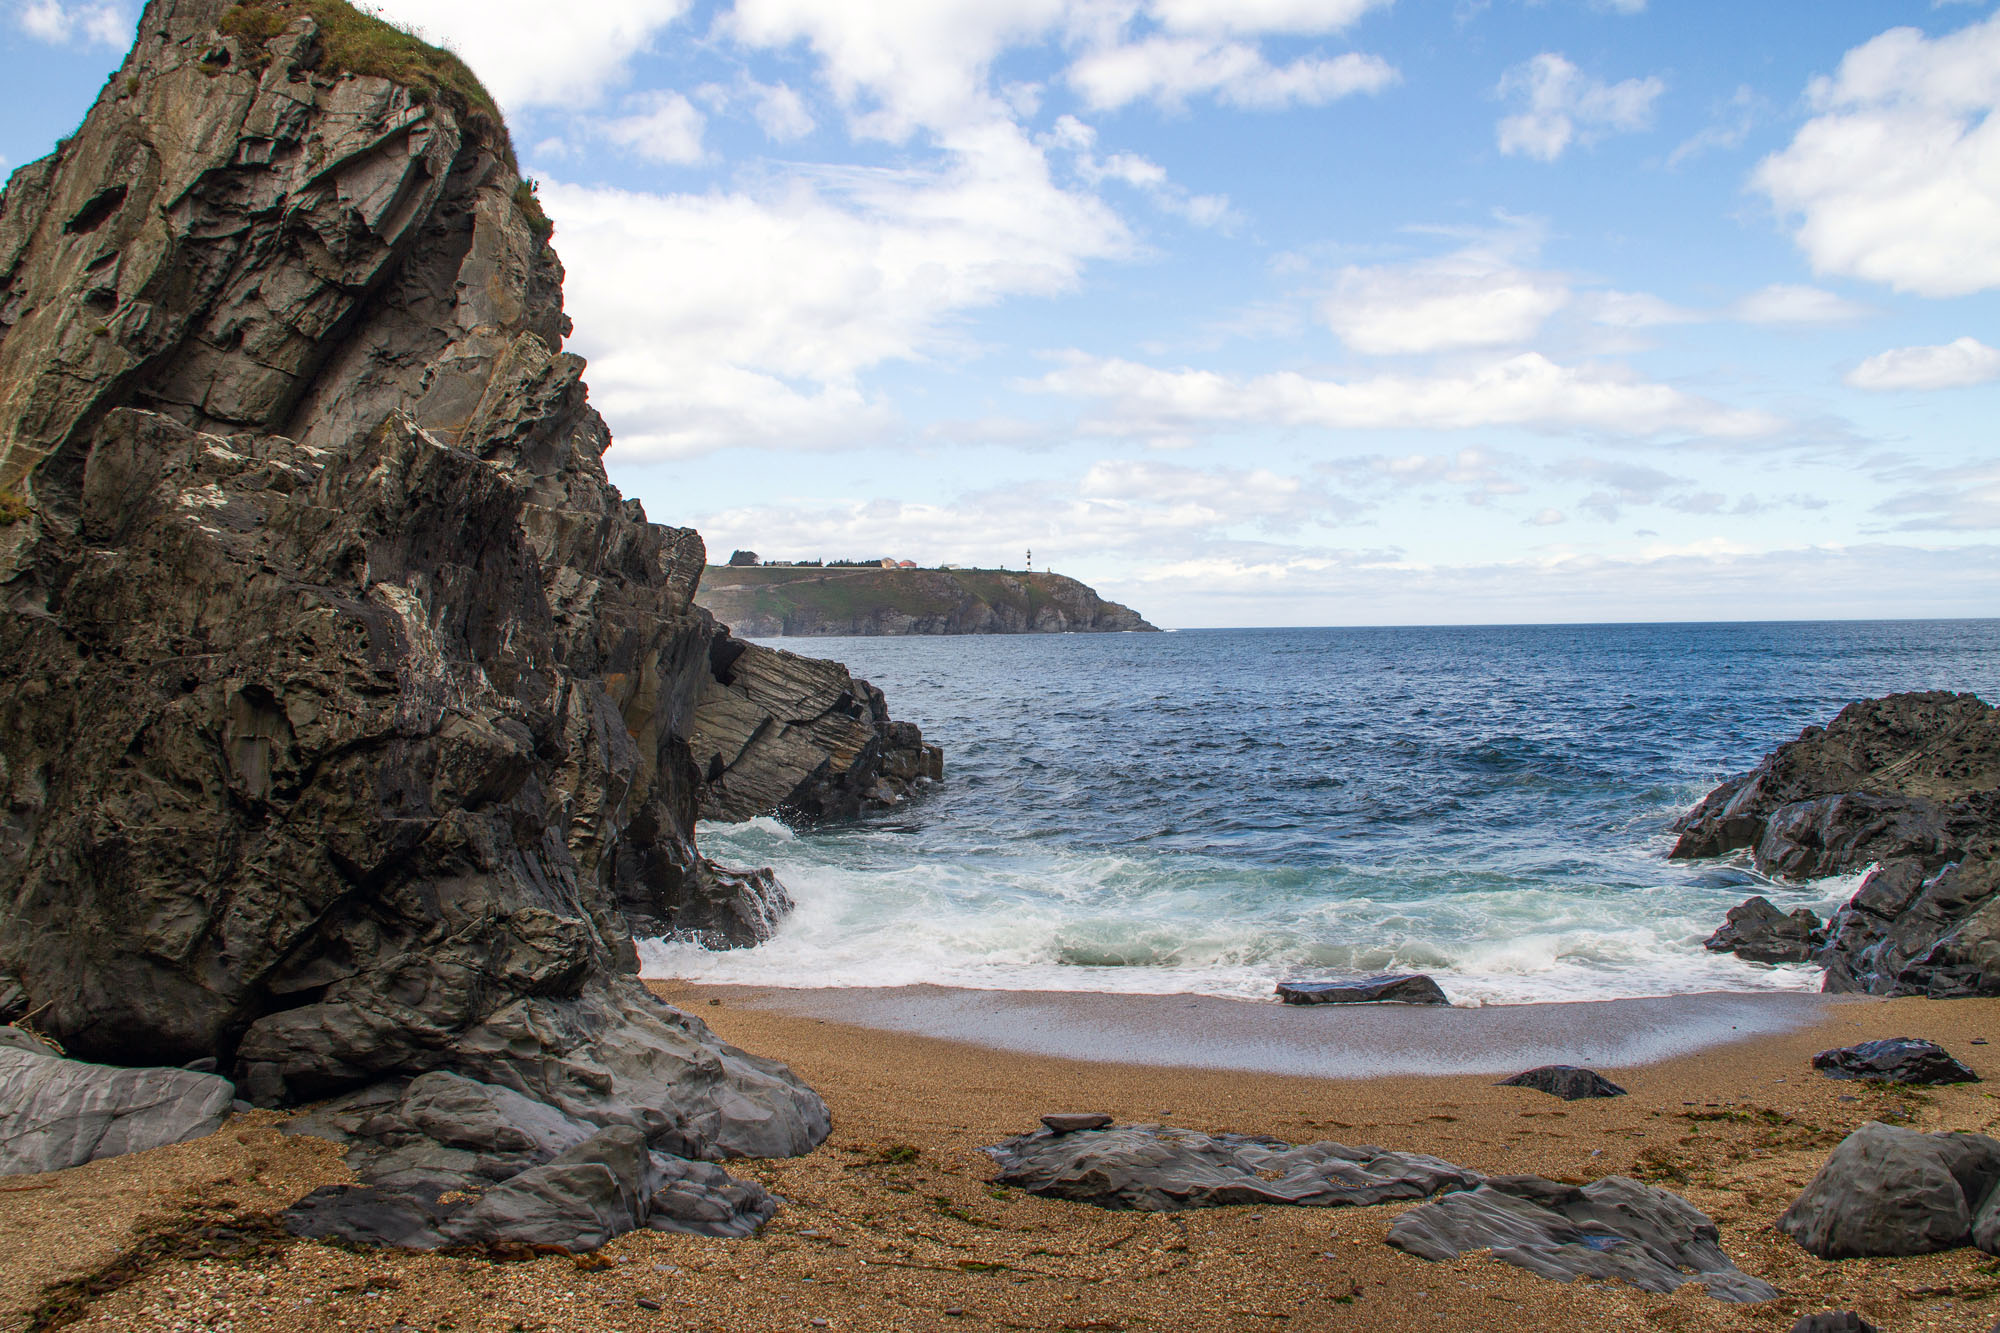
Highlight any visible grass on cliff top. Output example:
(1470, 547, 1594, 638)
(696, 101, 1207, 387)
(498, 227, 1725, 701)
(220, 0, 516, 168)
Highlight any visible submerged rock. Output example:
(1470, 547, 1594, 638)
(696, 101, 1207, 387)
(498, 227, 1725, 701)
(1778, 1122, 2000, 1258)
(1704, 896, 1828, 965)
(1275, 975, 1449, 1006)
(0, 1041, 235, 1175)
(1812, 1038, 1979, 1086)
(1495, 1066, 1628, 1100)
(1388, 1174, 1778, 1303)
(980, 1124, 1478, 1211)
(1674, 693, 2000, 998)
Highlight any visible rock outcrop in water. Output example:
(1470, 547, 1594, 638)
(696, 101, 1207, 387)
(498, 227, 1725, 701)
(0, 0, 940, 1230)
(1673, 692, 2000, 997)
(695, 565, 1158, 636)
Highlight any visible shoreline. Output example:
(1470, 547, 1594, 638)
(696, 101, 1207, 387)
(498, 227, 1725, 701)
(648, 981, 1847, 1077)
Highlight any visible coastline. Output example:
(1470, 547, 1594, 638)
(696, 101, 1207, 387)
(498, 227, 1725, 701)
(651, 981, 1844, 1077)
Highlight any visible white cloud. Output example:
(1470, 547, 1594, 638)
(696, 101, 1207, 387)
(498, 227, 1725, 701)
(539, 122, 1131, 457)
(1043, 115, 1239, 228)
(1320, 240, 1570, 354)
(749, 82, 816, 140)
(1752, 11, 2000, 297)
(1582, 290, 1699, 328)
(595, 91, 707, 164)
(1873, 461, 2000, 530)
(16, 0, 130, 47)
(1730, 283, 1871, 326)
(373, 0, 692, 110)
(1666, 84, 1760, 168)
(1068, 38, 1398, 111)
(1028, 351, 1783, 440)
(1529, 508, 1566, 525)
(1846, 336, 2000, 390)
(1495, 53, 1664, 161)
(1147, 0, 1392, 36)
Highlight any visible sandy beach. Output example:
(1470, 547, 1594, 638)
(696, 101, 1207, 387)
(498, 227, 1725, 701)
(3, 983, 1999, 1333)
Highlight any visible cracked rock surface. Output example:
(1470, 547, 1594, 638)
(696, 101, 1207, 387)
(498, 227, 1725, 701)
(1387, 1174, 1779, 1303)
(980, 1123, 1479, 1211)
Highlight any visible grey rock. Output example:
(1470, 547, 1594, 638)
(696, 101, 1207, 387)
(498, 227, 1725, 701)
(438, 1125, 652, 1251)
(1276, 975, 1449, 1006)
(0, 1045, 234, 1174)
(0, 0, 928, 1175)
(1778, 1121, 2000, 1258)
(1041, 1113, 1114, 1133)
(1704, 896, 1827, 965)
(645, 1153, 778, 1238)
(695, 566, 1158, 637)
(1789, 1314, 1878, 1333)
(1388, 1174, 1778, 1303)
(980, 1124, 1478, 1212)
(1672, 693, 2000, 998)
(1495, 1066, 1627, 1100)
(1812, 1038, 1979, 1085)
(0, 1027, 57, 1056)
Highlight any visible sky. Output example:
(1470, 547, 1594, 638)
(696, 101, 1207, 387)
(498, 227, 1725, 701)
(3, 0, 1999, 627)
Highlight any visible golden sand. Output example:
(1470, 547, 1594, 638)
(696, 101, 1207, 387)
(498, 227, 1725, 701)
(3, 985, 1998, 1333)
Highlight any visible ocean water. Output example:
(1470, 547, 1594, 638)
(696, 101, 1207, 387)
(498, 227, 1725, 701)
(640, 620, 2000, 1006)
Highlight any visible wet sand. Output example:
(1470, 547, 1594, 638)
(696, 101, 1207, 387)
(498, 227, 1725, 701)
(5, 985, 2000, 1333)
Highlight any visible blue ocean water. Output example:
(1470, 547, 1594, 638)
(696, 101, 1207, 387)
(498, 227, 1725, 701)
(641, 620, 2000, 1005)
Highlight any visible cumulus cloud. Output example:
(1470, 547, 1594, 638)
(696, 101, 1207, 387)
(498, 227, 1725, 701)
(1068, 40, 1398, 111)
(1731, 283, 1872, 326)
(1147, 0, 1392, 36)
(595, 91, 707, 164)
(540, 124, 1131, 457)
(373, 0, 692, 110)
(1028, 351, 1783, 441)
(15, 0, 129, 47)
(1320, 235, 1570, 354)
(1846, 337, 2000, 390)
(1752, 11, 2000, 297)
(1495, 53, 1664, 161)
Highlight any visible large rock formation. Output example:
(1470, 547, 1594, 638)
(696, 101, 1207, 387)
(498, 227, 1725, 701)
(695, 565, 1158, 636)
(1673, 693, 2000, 996)
(0, 0, 929, 1193)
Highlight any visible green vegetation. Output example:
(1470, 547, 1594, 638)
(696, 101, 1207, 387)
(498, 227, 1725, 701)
(0, 490, 32, 526)
(220, 0, 515, 167)
(514, 177, 553, 239)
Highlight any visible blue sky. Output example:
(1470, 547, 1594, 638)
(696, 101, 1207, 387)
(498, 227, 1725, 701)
(4, 0, 1998, 627)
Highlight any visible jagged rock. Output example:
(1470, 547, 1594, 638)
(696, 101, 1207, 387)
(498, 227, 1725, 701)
(1790, 1314, 1878, 1333)
(280, 1071, 778, 1249)
(693, 636, 942, 822)
(1778, 1122, 2000, 1258)
(1674, 694, 2000, 997)
(980, 1124, 1479, 1211)
(1041, 1113, 1113, 1133)
(1388, 1174, 1778, 1303)
(1704, 896, 1828, 965)
(0, 0, 931, 1174)
(1812, 1038, 1979, 1086)
(1495, 1066, 1627, 1100)
(1275, 975, 1449, 1006)
(0, 1043, 234, 1174)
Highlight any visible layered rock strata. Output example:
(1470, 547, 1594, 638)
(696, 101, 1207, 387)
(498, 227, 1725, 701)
(0, 0, 934, 1230)
(1673, 693, 2000, 996)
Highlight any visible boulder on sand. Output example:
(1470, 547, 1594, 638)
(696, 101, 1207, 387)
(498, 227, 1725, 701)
(1495, 1066, 1627, 1100)
(0, 1039, 235, 1175)
(1704, 896, 1827, 965)
(1789, 1315, 1878, 1333)
(1275, 975, 1449, 1006)
(981, 1124, 1478, 1212)
(1388, 1174, 1778, 1303)
(1778, 1121, 2000, 1258)
(1811, 1038, 1979, 1086)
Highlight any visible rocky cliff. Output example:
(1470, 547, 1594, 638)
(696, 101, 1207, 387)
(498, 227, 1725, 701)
(696, 565, 1159, 636)
(0, 0, 937, 1238)
(1673, 692, 2000, 996)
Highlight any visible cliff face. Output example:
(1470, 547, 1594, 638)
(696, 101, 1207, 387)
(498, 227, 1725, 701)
(696, 566, 1159, 636)
(0, 0, 927, 1151)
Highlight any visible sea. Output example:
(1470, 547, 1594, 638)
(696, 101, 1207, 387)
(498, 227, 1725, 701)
(639, 620, 2000, 1006)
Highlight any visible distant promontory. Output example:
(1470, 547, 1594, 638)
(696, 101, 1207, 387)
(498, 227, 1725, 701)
(697, 560, 1159, 636)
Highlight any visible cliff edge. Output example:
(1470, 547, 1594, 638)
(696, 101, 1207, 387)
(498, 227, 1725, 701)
(696, 565, 1159, 636)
